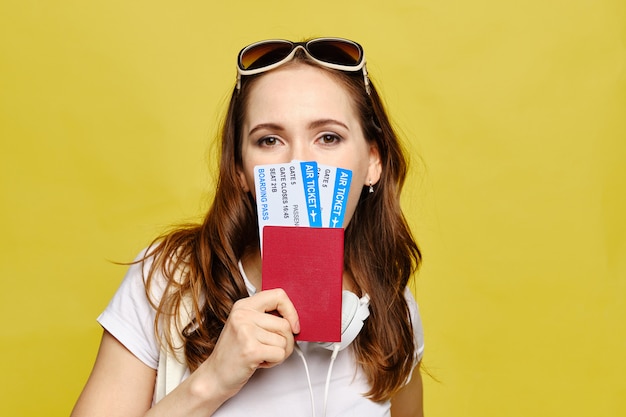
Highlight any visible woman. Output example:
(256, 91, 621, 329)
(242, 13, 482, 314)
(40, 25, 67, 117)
(72, 37, 424, 417)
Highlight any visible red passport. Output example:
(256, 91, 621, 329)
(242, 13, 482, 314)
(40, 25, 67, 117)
(262, 226, 343, 342)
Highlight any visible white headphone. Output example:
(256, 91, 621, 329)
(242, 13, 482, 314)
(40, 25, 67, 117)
(294, 290, 370, 417)
(319, 290, 370, 351)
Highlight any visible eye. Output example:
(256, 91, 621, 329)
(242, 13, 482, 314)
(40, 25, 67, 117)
(318, 133, 342, 145)
(257, 136, 280, 147)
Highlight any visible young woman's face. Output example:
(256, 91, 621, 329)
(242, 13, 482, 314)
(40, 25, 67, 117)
(237, 64, 381, 228)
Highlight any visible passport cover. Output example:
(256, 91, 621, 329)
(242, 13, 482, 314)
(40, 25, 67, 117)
(262, 226, 343, 342)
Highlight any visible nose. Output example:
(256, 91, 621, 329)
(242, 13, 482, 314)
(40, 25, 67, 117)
(289, 141, 314, 162)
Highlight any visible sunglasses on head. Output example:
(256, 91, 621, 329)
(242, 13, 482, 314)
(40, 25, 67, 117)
(236, 37, 370, 94)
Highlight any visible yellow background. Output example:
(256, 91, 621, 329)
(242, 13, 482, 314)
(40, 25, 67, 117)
(1, 1, 624, 416)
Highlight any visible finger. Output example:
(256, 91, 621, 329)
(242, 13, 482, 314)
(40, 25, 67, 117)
(254, 344, 293, 369)
(236, 308, 295, 361)
(237, 289, 300, 334)
(251, 311, 294, 339)
(255, 327, 289, 350)
(224, 316, 294, 368)
(223, 316, 293, 373)
(227, 306, 293, 342)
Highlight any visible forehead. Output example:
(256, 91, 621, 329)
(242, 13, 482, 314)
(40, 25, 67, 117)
(243, 64, 360, 123)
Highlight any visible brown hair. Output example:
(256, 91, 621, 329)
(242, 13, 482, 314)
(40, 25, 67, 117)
(143, 50, 421, 402)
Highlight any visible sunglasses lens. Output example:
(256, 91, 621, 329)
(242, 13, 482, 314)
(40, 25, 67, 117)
(307, 39, 363, 66)
(239, 41, 294, 70)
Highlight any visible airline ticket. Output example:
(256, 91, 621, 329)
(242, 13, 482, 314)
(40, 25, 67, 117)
(254, 161, 353, 250)
(317, 163, 353, 229)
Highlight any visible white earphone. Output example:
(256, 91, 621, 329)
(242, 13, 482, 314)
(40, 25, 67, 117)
(319, 290, 370, 351)
(294, 290, 371, 417)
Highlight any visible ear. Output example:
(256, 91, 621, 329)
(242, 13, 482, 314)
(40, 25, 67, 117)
(236, 167, 250, 193)
(365, 144, 382, 186)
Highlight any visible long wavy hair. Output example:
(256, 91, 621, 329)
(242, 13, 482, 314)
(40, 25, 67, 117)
(142, 50, 421, 402)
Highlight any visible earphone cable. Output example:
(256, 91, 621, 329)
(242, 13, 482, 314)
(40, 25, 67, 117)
(323, 343, 341, 417)
(294, 343, 316, 417)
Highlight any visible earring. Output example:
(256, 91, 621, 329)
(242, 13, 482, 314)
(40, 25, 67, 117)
(369, 180, 374, 193)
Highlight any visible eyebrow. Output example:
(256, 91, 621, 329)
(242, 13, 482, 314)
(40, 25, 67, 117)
(309, 119, 350, 131)
(248, 123, 284, 137)
(248, 119, 350, 137)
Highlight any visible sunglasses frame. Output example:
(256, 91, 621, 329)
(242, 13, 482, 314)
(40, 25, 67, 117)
(236, 37, 370, 94)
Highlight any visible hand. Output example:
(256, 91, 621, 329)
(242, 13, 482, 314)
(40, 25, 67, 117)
(195, 288, 300, 401)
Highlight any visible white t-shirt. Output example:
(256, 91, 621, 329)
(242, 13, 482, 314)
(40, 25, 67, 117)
(98, 251, 425, 417)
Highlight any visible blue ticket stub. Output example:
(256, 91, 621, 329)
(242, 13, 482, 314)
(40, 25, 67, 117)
(318, 164, 352, 228)
(300, 161, 322, 227)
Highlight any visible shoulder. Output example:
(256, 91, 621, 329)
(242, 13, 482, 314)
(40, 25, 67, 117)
(97, 248, 170, 369)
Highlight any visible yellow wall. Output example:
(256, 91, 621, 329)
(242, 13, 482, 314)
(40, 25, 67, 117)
(1, 1, 624, 416)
